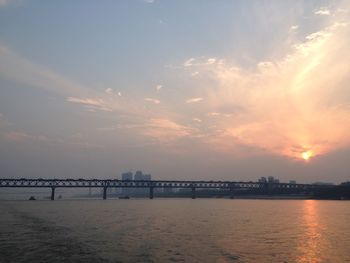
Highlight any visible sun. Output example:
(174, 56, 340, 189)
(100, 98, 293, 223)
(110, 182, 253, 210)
(301, 150, 313, 161)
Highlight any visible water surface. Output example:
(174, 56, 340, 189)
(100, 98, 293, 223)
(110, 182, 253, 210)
(0, 199, 349, 263)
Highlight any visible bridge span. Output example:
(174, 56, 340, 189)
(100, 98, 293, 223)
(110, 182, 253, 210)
(0, 178, 333, 200)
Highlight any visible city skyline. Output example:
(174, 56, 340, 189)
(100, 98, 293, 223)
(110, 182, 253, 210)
(1, 0, 350, 183)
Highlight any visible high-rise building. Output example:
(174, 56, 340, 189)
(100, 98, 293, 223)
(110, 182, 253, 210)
(134, 171, 144, 181)
(121, 172, 133, 195)
(143, 174, 151, 181)
(258, 177, 267, 183)
(268, 176, 275, 183)
(122, 172, 133, 181)
(120, 170, 152, 196)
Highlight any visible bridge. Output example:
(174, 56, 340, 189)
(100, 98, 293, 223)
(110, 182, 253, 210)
(0, 178, 334, 200)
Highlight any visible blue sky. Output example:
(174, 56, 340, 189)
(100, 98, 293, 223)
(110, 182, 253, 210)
(1, 0, 350, 183)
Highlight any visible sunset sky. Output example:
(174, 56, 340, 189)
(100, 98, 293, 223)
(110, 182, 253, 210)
(1, 0, 350, 183)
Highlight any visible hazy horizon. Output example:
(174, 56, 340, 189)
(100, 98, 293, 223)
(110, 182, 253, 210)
(1, 0, 350, 183)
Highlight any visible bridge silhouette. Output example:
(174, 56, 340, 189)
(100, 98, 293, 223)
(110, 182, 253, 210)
(0, 178, 334, 200)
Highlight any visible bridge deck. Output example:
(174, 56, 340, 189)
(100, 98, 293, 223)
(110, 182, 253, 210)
(0, 178, 328, 190)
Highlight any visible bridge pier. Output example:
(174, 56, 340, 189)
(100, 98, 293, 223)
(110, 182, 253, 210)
(229, 187, 235, 199)
(191, 187, 196, 199)
(149, 187, 154, 199)
(103, 187, 107, 200)
(51, 187, 55, 200)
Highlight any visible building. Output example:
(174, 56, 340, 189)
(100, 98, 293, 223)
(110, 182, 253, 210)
(134, 171, 143, 181)
(267, 176, 275, 183)
(121, 172, 133, 195)
(123, 170, 152, 196)
(143, 174, 151, 181)
(258, 177, 267, 183)
(122, 172, 133, 181)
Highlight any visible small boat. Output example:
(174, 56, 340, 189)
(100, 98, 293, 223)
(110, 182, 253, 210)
(29, 196, 36, 200)
(119, 196, 130, 199)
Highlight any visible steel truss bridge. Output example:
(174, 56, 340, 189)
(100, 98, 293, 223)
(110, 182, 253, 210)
(0, 178, 334, 200)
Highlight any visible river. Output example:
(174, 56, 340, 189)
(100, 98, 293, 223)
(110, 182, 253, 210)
(0, 199, 349, 262)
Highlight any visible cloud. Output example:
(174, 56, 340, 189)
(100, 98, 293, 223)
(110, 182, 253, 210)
(315, 8, 331, 16)
(183, 57, 223, 68)
(207, 58, 216, 64)
(0, 43, 151, 118)
(105, 88, 113, 94)
(142, 119, 194, 142)
(143, 0, 154, 3)
(2, 1, 350, 164)
(208, 112, 221, 117)
(186, 97, 203, 103)
(289, 25, 298, 31)
(184, 58, 195, 67)
(0, 44, 88, 97)
(105, 88, 122, 97)
(188, 18, 350, 160)
(156, 84, 163, 92)
(67, 97, 112, 112)
(144, 98, 160, 104)
(191, 71, 199, 77)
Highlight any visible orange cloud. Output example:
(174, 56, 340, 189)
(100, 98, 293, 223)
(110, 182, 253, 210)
(196, 18, 350, 160)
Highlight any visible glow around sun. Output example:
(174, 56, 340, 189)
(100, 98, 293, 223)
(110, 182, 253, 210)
(301, 150, 313, 161)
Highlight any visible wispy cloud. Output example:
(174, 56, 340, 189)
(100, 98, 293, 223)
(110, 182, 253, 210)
(142, 119, 194, 142)
(289, 25, 298, 32)
(105, 88, 122, 97)
(183, 57, 223, 67)
(144, 98, 160, 104)
(0, 43, 150, 117)
(191, 71, 199, 77)
(105, 88, 113, 94)
(187, 18, 350, 160)
(315, 8, 331, 16)
(2, 1, 350, 163)
(0, 44, 88, 97)
(184, 58, 195, 67)
(186, 97, 203, 103)
(207, 112, 221, 117)
(67, 97, 112, 112)
(156, 84, 163, 92)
